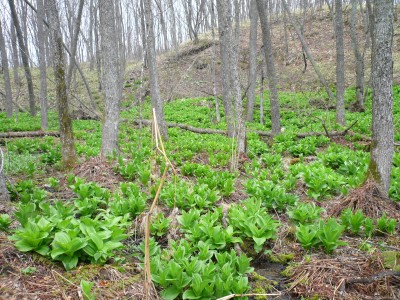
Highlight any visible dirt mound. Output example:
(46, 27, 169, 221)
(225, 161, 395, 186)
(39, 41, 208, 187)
(73, 156, 122, 190)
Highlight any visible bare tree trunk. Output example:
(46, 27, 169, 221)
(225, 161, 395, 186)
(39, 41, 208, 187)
(8, 0, 36, 116)
(99, 0, 121, 156)
(368, 0, 394, 196)
(0, 145, 10, 201)
(246, 0, 258, 122)
(36, 0, 48, 129)
(168, 0, 178, 51)
(46, 0, 76, 169)
(282, 0, 335, 102)
(216, 0, 235, 137)
(260, 54, 265, 124)
(88, 0, 94, 70)
(144, 0, 168, 139)
(10, 21, 20, 85)
(0, 20, 13, 118)
(94, 4, 102, 92)
(350, 0, 365, 110)
(66, 0, 84, 90)
(335, 0, 346, 125)
(256, 0, 281, 136)
(210, 0, 221, 123)
(283, 7, 290, 63)
(232, 0, 246, 155)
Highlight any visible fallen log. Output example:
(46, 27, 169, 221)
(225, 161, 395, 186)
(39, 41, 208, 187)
(131, 119, 368, 140)
(0, 131, 60, 139)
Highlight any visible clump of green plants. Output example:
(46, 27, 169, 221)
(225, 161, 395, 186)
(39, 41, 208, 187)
(70, 177, 110, 217)
(140, 238, 253, 300)
(287, 202, 324, 224)
(296, 218, 346, 253)
(0, 214, 12, 231)
(244, 179, 298, 212)
(377, 213, 397, 235)
(179, 208, 242, 251)
(340, 208, 366, 235)
(302, 163, 348, 200)
(9, 178, 129, 271)
(110, 182, 147, 218)
(161, 180, 220, 210)
(228, 198, 280, 253)
(151, 212, 171, 237)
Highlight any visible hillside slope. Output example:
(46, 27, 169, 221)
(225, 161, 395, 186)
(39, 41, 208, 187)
(127, 10, 400, 101)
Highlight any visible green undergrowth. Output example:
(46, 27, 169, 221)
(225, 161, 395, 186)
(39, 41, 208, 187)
(1, 86, 400, 299)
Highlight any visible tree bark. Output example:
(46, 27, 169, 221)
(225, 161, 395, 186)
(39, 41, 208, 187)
(168, 0, 178, 51)
(350, 0, 365, 110)
(232, 0, 246, 155)
(216, 0, 235, 136)
(10, 21, 20, 85)
(335, 0, 346, 125)
(256, 0, 281, 136)
(0, 20, 13, 118)
(144, 0, 168, 140)
(210, 0, 221, 123)
(246, 0, 258, 122)
(368, 0, 394, 196)
(8, 0, 36, 116)
(99, 0, 121, 156)
(0, 148, 10, 201)
(36, 0, 48, 129)
(46, 0, 76, 169)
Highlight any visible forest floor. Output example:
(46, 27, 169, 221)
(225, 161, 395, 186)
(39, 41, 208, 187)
(1, 8, 400, 300)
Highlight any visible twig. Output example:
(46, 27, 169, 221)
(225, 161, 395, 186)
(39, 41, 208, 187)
(341, 270, 400, 290)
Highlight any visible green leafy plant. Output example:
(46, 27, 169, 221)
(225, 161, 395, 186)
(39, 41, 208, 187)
(363, 217, 375, 238)
(80, 280, 95, 300)
(377, 213, 397, 235)
(340, 208, 366, 235)
(244, 180, 297, 212)
(318, 218, 346, 254)
(50, 231, 87, 270)
(10, 217, 54, 256)
(287, 202, 324, 224)
(151, 213, 171, 237)
(0, 214, 12, 231)
(295, 223, 320, 251)
(228, 198, 280, 253)
(110, 184, 147, 218)
(21, 266, 37, 275)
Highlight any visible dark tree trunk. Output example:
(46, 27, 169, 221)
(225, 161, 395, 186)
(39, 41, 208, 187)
(8, 0, 36, 116)
(0, 20, 13, 118)
(335, 0, 346, 125)
(256, 0, 281, 136)
(246, 0, 258, 122)
(10, 21, 20, 85)
(46, 0, 77, 169)
(350, 0, 365, 110)
(216, 0, 235, 137)
(368, 0, 394, 196)
(36, 0, 48, 129)
(144, 0, 168, 139)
